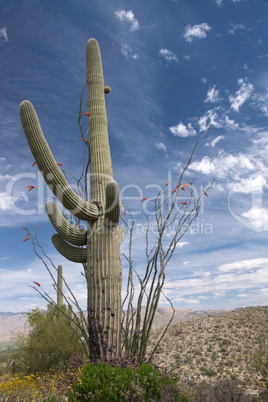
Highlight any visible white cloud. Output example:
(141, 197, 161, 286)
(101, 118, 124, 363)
(120, 43, 138, 60)
(0, 174, 12, 182)
(224, 116, 240, 130)
(183, 23, 212, 42)
(228, 23, 248, 35)
(218, 258, 268, 273)
(159, 48, 178, 62)
(189, 151, 255, 179)
(169, 122, 197, 137)
(155, 142, 167, 152)
(204, 85, 221, 103)
(198, 109, 222, 132)
(0, 27, 8, 42)
(176, 242, 189, 248)
(115, 9, 139, 31)
(229, 78, 254, 112)
(250, 92, 268, 117)
(201, 78, 207, 84)
(215, 0, 223, 6)
(0, 191, 28, 212)
(163, 257, 268, 305)
(241, 206, 268, 231)
(206, 135, 225, 147)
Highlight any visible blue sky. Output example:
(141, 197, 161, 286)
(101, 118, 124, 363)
(0, 0, 267, 313)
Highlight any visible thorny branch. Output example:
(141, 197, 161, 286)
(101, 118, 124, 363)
(121, 126, 215, 363)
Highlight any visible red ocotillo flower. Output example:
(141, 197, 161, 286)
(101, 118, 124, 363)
(25, 233, 31, 236)
(180, 202, 187, 205)
(57, 163, 63, 166)
(141, 198, 147, 202)
(23, 237, 30, 242)
(83, 112, 91, 116)
(86, 99, 89, 103)
(166, 181, 170, 186)
(32, 161, 37, 167)
(35, 225, 38, 229)
(33, 281, 41, 287)
(80, 138, 89, 145)
(27, 185, 35, 192)
(203, 190, 208, 197)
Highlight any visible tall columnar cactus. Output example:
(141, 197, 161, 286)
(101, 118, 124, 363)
(57, 264, 63, 308)
(20, 38, 124, 361)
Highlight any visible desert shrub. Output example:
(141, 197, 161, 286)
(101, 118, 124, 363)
(68, 361, 179, 401)
(12, 305, 85, 374)
(189, 378, 252, 402)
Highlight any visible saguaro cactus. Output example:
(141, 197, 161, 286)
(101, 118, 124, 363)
(20, 38, 124, 361)
(57, 264, 63, 308)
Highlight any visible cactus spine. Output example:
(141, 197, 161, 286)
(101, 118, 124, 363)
(20, 39, 123, 361)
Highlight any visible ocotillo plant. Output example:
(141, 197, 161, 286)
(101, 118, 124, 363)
(20, 38, 124, 361)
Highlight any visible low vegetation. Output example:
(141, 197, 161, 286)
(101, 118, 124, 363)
(0, 306, 267, 401)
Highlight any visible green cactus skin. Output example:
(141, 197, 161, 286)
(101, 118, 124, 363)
(20, 38, 123, 361)
(104, 180, 120, 225)
(52, 234, 87, 263)
(20, 100, 100, 222)
(57, 264, 64, 307)
(117, 225, 125, 246)
(46, 201, 87, 246)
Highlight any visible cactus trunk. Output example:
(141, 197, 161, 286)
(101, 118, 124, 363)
(20, 38, 123, 362)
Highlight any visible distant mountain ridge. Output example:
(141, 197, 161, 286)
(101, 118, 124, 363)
(0, 307, 227, 345)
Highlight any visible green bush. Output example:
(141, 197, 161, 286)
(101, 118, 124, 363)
(68, 361, 179, 401)
(12, 305, 85, 374)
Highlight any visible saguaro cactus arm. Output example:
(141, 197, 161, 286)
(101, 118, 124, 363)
(20, 100, 100, 221)
(46, 201, 87, 246)
(104, 180, 120, 225)
(52, 234, 87, 263)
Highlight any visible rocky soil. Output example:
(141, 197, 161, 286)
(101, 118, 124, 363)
(147, 306, 268, 399)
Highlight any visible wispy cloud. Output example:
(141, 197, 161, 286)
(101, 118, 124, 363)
(188, 151, 255, 179)
(241, 207, 268, 232)
(163, 257, 268, 306)
(159, 48, 178, 62)
(169, 122, 197, 137)
(183, 23, 212, 42)
(155, 142, 167, 152)
(0, 174, 12, 182)
(0, 27, 8, 43)
(120, 43, 138, 60)
(0, 191, 28, 212)
(204, 85, 221, 103)
(229, 78, 254, 112)
(250, 91, 268, 117)
(206, 135, 225, 147)
(198, 109, 222, 131)
(115, 9, 139, 31)
(228, 23, 248, 35)
(215, 0, 223, 6)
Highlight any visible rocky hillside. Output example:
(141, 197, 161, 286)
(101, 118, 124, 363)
(147, 306, 268, 400)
